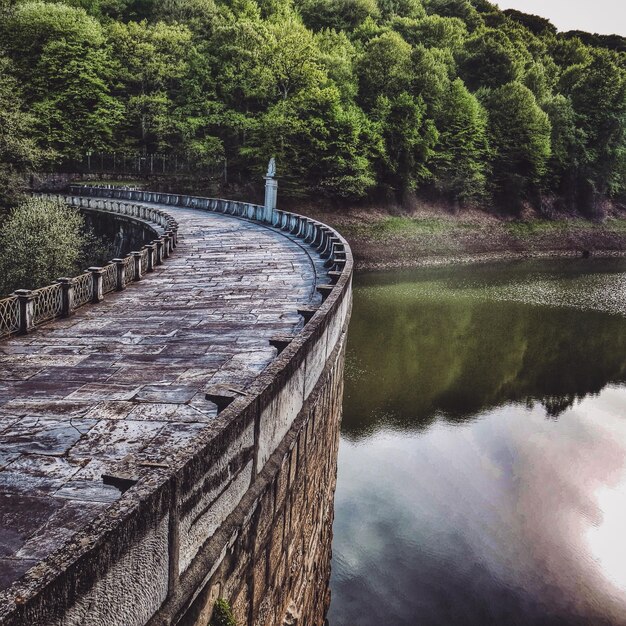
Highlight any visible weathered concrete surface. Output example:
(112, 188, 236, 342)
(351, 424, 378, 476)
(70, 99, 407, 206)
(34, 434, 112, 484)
(0, 191, 352, 626)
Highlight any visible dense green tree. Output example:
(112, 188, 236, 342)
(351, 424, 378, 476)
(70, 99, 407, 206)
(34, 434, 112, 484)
(562, 50, 626, 203)
(0, 198, 88, 294)
(0, 57, 40, 209)
(1, 0, 625, 211)
(31, 39, 122, 156)
(1, 1, 104, 69)
(372, 92, 438, 197)
(547, 35, 592, 70)
(503, 9, 556, 37)
(411, 45, 455, 110)
(249, 86, 376, 198)
(480, 82, 551, 209)
(264, 17, 325, 101)
(108, 19, 197, 153)
(316, 29, 359, 101)
(357, 31, 413, 108)
(2, 2, 121, 157)
(392, 14, 466, 50)
(295, 0, 379, 32)
(542, 94, 580, 203)
(425, 0, 481, 30)
(155, 0, 221, 31)
(430, 78, 489, 202)
(376, 0, 425, 21)
(457, 28, 524, 90)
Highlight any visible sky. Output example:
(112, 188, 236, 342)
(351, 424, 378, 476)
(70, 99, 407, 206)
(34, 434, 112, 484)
(495, 0, 626, 36)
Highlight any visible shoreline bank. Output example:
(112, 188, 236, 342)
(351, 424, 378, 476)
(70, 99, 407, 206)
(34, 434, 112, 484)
(297, 207, 626, 272)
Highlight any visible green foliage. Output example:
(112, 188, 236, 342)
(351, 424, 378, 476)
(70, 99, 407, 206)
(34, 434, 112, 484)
(1, 2, 121, 158)
(480, 82, 551, 210)
(377, 0, 425, 21)
(357, 31, 413, 107)
(372, 91, 438, 196)
(1, 1, 105, 66)
(31, 39, 123, 157)
(503, 9, 556, 37)
(1, 0, 626, 212)
(457, 28, 524, 91)
(392, 14, 466, 49)
(563, 50, 626, 196)
(249, 86, 376, 198)
(430, 78, 489, 202)
(0, 56, 40, 208)
(0, 198, 89, 294)
(296, 0, 379, 32)
(209, 599, 236, 626)
(425, 0, 481, 30)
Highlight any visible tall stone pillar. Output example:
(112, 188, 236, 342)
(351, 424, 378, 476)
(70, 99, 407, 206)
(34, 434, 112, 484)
(263, 157, 277, 224)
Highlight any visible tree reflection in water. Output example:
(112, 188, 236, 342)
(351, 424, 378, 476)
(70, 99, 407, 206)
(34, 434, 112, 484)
(343, 259, 626, 437)
(330, 259, 626, 626)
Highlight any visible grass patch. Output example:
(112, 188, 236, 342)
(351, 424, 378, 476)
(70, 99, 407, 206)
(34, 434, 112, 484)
(209, 599, 236, 626)
(603, 218, 626, 232)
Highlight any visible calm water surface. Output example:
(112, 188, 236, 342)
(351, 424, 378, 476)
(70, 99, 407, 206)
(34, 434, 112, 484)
(329, 259, 626, 626)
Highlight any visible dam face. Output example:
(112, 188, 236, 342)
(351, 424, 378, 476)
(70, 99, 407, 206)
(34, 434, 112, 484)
(0, 188, 352, 626)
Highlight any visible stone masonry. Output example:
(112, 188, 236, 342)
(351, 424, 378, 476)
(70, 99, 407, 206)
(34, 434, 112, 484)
(0, 191, 352, 626)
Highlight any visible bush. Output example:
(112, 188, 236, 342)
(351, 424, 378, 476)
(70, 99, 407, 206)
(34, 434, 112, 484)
(0, 197, 90, 295)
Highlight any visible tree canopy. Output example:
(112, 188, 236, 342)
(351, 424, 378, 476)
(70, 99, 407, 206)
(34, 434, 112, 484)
(1, 0, 626, 214)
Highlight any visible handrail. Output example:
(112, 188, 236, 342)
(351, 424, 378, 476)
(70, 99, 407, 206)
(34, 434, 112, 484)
(0, 194, 179, 338)
(0, 185, 349, 340)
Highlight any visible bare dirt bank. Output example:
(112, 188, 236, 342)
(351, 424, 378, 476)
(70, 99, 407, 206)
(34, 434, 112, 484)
(298, 206, 626, 272)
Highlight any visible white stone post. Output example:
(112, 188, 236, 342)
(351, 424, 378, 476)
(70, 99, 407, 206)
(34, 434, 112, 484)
(263, 157, 277, 223)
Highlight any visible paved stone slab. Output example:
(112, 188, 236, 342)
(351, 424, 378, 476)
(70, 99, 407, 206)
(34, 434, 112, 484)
(0, 205, 327, 592)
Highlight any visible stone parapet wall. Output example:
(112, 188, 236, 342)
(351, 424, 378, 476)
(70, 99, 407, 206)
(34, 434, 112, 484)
(176, 331, 346, 626)
(0, 187, 352, 626)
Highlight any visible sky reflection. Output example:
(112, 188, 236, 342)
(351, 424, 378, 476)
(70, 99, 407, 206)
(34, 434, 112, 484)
(330, 260, 626, 625)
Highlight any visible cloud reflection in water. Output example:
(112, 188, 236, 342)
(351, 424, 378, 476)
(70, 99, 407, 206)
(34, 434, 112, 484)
(330, 260, 626, 626)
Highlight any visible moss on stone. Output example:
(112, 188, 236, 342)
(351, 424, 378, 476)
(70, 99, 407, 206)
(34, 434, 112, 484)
(209, 599, 236, 626)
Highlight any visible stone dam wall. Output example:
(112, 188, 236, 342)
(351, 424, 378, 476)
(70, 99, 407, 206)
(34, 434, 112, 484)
(80, 207, 155, 257)
(0, 187, 352, 626)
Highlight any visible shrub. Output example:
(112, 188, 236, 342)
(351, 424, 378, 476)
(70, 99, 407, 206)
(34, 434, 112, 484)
(0, 197, 88, 295)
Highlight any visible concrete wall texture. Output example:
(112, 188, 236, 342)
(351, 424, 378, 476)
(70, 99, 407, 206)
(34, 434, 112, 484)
(0, 187, 352, 626)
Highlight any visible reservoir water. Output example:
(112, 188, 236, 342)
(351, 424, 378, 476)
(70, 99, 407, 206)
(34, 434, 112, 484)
(329, 259, 626, 626)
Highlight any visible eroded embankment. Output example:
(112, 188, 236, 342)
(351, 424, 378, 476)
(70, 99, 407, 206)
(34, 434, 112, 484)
(298, 206, 626, 271)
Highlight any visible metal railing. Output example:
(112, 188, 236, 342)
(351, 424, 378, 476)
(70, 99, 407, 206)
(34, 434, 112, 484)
(102, 263, 118, 295)
(45, 152, 227, 180)
(32, 283, 63, 325)
(0, 296, 19, 337)
(0, 196, 179, 339)
(73, 272, 93, 308)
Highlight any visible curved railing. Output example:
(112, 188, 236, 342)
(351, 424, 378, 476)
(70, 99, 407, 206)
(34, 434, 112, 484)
(71, 185, 348, 274)
(0, 194, 179, 338)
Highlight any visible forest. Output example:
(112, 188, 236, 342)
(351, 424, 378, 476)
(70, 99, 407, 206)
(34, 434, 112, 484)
(1, 0, 626, 216)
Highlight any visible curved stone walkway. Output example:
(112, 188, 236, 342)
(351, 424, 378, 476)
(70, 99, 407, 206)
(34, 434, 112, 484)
(0, 205, 326, 591)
